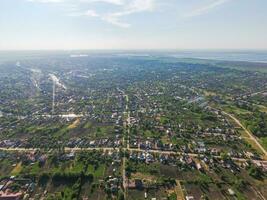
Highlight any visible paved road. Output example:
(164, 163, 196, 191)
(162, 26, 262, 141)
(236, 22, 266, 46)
(122, 91, 129, 199)
(1, 147, 267, 164)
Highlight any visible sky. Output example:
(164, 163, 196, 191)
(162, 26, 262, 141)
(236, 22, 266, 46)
(0, 0, 267, 50)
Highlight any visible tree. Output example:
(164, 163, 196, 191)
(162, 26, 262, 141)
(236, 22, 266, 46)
(235, 178, 246, 190)
(118, 191, 125, 200)
(220, 152, 230, 161)
(249, 165, 263, 180)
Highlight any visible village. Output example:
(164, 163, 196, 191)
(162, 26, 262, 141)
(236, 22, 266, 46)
(0, 54, 267, 199)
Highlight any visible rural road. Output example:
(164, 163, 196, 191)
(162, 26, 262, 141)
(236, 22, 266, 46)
(221, 111, 267, 157)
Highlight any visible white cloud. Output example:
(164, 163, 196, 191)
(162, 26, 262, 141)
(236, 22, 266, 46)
(27, 0, 65, 3)
(28, 0, 157, 27)
(68, 9, 99, 17)
(102, 0, 156, 27)
(184, 0, 231, 17)
(80, 0, 125, 5)
(124, 0, 155, 14)
(86, 10, 99, 17)
(102, 15, 130, 28)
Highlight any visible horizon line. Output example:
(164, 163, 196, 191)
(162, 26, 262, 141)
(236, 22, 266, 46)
(1, 48, 267, 52)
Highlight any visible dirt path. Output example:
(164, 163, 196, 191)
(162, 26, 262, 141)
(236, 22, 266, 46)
(222, 110, 267, 159)
(175, 180, 185, 200)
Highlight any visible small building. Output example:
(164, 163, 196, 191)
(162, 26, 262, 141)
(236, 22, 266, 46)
(186, 196, 194, 200)
(0, 191, 23, 200)
(228, 188, 235, 196)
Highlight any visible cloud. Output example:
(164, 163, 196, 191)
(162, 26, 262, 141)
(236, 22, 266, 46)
(26, 0, 232, 27)
(85, 10, 99, 17)
(126, 0, 155, 13)
(184, 0, 231, 18)
(102, 0, 156, 27)
(28, 0, 157, 27)
(67, 0, 156, 28)
(27, 0, 65, 3)
(102, 15, 130, 28)
(69, 9, 131, 28)
(80, 0, 125, 5)
(68, 9, 99, 17)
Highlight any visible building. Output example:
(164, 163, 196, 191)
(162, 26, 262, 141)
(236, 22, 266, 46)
(0, 191, 23, 200)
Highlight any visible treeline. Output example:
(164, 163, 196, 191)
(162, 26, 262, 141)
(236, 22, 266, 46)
(52, 172, 93, 184)
(242, 112, 267, 137)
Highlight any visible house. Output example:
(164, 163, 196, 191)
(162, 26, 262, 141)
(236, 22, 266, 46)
(253, 161, 267, 172)
(127, 180, 136, 189)
(0, 191, 23, 200)
(127, 179, 143, 189)
(186, 196, 194, 200)
(66, 152, 75, 159)
(211, 148, 219, 155)
(228, 188, 235, 196)
(89, 140, 96, 147)
(196, 163, 203, 171)
(38, 155, 48, 164)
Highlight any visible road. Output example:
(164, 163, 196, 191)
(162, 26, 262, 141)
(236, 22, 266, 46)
(208, 106, 267, 160)
(221, 110, 267, 158)
(1, 147, 267, 164)
(1, 103, 267, 164)
(122, 91, 130, 199)
(122, 154, 127, 199)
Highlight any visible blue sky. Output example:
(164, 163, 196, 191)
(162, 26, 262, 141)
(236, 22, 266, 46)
(0, 0, 267, 50)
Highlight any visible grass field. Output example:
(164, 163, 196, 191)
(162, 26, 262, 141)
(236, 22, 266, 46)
(237, 129, 264, 156)
(67, 119, 80, 129)
(11, 161, 23, 175)
(258, 105, 267, 113)
(260, 137, 267, 151)
(87, 164, 105, 178)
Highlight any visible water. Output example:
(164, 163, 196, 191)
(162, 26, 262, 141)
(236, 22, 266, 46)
(1, 50, 267, 64)
(168, 50, 267, 63)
